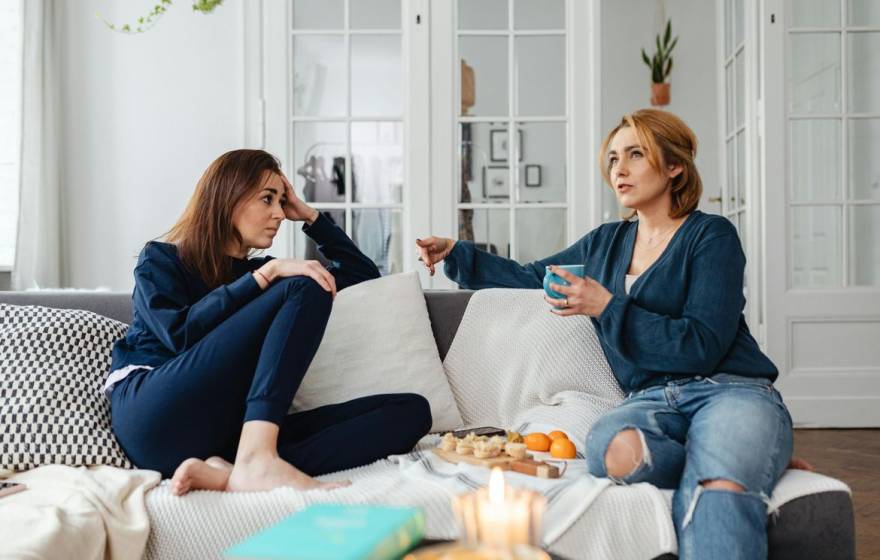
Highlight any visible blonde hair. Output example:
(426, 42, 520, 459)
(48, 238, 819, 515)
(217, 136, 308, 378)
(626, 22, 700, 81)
(599, 109, 702, 219)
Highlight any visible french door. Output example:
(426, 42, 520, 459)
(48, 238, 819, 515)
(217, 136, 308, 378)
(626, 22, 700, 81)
(251, 0, 600, 289)
(763, 0, 880, 426)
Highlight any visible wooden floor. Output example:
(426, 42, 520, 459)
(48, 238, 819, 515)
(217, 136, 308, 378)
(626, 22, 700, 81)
(793, 429, 880, 559)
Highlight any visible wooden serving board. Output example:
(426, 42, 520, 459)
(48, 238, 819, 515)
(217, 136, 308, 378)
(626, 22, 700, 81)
(430, 447, 532, 469)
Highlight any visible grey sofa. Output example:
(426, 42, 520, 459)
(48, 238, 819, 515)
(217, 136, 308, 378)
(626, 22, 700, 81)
(0, 290, 856, 559)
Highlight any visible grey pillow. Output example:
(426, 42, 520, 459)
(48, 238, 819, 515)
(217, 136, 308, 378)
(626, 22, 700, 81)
(0, 303, 132, 471)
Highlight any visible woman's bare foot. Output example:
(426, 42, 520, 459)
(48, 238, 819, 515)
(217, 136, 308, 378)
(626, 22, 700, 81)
(170, 457, 234, 496)
(225, 453, 351, 493)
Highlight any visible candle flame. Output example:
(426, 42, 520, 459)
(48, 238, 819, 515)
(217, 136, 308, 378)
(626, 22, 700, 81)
(489, 467, 505, 504)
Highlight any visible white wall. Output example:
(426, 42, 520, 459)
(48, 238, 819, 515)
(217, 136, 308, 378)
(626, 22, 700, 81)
(600, 0, 720, 220)
(57, 1, 246, 290)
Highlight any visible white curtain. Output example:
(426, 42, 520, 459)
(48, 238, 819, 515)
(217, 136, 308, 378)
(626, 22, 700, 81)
(13, 0, 61, 290)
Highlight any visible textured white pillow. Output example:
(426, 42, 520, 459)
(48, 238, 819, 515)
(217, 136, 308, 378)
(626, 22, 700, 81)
(292, 271, 464, 432)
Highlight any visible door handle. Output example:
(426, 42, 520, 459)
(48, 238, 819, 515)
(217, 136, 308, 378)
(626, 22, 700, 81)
(708, 196, 722, 203)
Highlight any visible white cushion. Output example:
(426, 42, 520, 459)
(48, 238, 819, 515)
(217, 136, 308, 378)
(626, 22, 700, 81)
(292, 272, 463, 432)
(0, 304, 132, 471)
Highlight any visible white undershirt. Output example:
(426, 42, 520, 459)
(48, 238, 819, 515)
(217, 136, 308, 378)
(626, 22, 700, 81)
(625, 274, 640, 294)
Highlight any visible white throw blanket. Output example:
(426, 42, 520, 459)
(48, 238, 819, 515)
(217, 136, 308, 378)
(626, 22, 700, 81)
(391, 429, 612, 546)
(0, 465, 160, 560)
(442, 289, 625, 446)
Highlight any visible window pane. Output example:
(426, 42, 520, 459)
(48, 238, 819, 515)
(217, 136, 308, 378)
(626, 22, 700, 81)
(353, 208, 402, 275)
(351, 122, 403, 203)
(458, 0, 508, 30)
(293, 35, 346, 116)
(293, 122, 347, 203)
(792, 0, 840, 28)
(789, 33, 841, 114)
(295, 210, 346, 262)
(725, 0, 733, 58)
(790, 119, 841, 202)
(351, 35, 402, 117)
(726, 62, 734, 135)
(849, 118, 880, 201)
(736, 131, 745, 207)
(460, 209, 510, 258)
(735, 0, 744, 46)
(459, 36, 508, 116)
(727, 138, 736, 207)
(351, 0, 401, 29)
(515, 35, 565, 116)
(292, 0, 343, 29)
(848, 0, 880, 26)
(736, 52, 745, 129)
(791, 206, 842, 288)
(849, 205, 880, 286)
(460, 122, 511, 203)
(514, 0, 564, 30)
(516, 122, 566, 203)
(848, 32, 880, 114)
(515, 208, 565, 263)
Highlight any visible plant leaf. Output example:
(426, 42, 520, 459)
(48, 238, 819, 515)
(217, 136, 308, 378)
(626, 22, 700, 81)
(668, 36, 678, 54)
(665, 57, 673, 80)
(642, 48, 651, 67)
(664, 20, 671, 46)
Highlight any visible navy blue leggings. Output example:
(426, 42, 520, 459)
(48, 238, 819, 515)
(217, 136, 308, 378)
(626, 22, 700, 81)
(110, 276, 432, 478)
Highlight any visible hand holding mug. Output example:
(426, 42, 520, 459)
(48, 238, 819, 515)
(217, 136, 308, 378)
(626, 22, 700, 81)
(543, 265, 613, 318)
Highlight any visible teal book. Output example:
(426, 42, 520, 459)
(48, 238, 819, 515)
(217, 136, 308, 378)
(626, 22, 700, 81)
(225, 504, 426, 560)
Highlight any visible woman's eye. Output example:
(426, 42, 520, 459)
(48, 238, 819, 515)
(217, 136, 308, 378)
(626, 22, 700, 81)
(279, 199, 288, 208)
(608, 157, 618, 167)
(262, 196, 272, 204)
(631, 151, 642, 158)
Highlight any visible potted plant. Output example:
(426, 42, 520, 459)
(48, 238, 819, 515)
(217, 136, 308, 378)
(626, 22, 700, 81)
(641, 19, 678, 106)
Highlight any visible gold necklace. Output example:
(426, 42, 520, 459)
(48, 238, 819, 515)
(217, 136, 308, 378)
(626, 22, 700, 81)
(637, 223, 679, 249)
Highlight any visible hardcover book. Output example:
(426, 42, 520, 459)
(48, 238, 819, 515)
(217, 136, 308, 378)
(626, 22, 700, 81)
(225, 503, 425, 560)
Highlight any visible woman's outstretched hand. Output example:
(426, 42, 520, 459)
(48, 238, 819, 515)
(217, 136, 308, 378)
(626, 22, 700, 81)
(544, 265, 613, 318)
(280, 174, 319, 224)
(415, 236, 455, 276)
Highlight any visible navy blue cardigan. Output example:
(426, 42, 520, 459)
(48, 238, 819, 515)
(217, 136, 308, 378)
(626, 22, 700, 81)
(444, 210, 777, 393)
(110, 214, 380, 372)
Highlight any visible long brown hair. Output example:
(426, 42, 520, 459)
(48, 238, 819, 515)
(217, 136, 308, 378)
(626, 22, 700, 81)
(599, 109, 702, 220)
(165, 149, 281, 288)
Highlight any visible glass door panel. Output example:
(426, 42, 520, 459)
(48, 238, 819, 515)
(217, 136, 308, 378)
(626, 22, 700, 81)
(515, 122, 566, 203)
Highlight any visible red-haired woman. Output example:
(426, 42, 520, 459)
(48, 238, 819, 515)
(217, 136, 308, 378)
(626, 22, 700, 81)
(109, 149, 431, 495)
(417, 109, 798, 558)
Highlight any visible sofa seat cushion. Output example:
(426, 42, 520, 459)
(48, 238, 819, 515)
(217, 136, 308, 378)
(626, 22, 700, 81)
(0, 303, 132, 471)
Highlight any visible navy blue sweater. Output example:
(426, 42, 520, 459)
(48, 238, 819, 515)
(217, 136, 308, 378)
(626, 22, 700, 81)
(110, 214, 380, 372)
(444, 210, 778, 393)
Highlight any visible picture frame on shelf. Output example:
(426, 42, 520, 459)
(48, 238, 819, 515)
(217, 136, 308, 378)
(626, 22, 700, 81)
(525, 164, 542, 187)
(482, 166, 509, 199)
(489, 129, 524, 163)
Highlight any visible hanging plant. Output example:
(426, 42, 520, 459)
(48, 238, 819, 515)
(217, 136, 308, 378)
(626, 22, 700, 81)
(641, 19, 678, 106)
(97, 0, 224, 34)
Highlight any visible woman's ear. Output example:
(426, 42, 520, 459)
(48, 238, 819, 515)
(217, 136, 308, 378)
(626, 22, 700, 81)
(667, 164, 684, 179)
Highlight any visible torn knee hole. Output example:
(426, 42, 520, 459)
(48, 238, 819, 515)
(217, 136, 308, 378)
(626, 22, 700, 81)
(699, 479, 746, 492)
(604, 428, 650, 478)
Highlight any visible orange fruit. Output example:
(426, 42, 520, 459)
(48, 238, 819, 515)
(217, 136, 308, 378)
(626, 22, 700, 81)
(548, 430, 569, 441)
(523, 433, 552, 452)
(550, 438, 577, 459)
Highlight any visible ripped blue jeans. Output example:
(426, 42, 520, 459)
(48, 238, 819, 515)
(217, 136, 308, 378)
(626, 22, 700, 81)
(585, 374, 793, 559)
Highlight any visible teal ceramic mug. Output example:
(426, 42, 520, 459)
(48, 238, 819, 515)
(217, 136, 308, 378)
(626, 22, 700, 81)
(543, 265, 586, 307)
